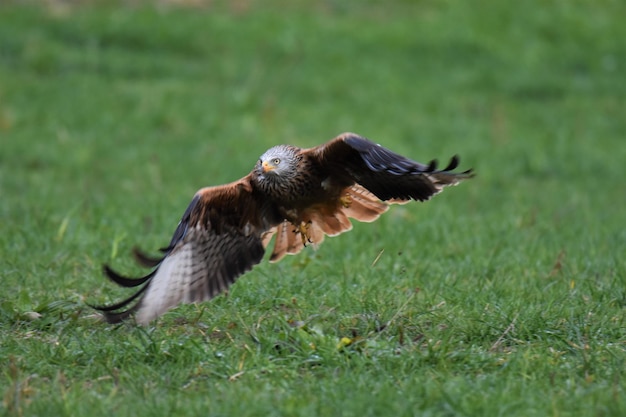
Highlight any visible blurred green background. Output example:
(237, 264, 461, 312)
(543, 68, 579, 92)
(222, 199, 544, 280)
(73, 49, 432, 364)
(1, 1, 624, 416)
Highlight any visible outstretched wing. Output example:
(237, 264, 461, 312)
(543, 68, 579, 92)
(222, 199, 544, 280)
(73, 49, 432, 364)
(309, 132, 474, 202)
(94, 176, 278, 325)
(261, 133, 474, 262)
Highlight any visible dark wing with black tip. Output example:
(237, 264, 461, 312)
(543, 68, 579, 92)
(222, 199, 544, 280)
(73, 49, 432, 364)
(93, 177, 276, 325)
(309, 132, 473, 202)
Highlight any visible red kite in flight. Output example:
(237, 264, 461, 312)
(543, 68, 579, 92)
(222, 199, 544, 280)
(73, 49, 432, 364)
(95, 133, 473, 324)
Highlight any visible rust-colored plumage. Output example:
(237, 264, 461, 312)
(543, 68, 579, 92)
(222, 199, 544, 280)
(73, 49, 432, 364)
(94, 133, 474, 324)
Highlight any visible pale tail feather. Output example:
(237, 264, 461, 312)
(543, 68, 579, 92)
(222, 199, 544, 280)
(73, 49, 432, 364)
(342, 185, 390, 222)
(310, 207, 352, 236)
(269, 221, 302, 262)
(268, 185, 396, 262)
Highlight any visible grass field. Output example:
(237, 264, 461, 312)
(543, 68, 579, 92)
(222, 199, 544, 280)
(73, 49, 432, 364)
(1, 0, 625, 416)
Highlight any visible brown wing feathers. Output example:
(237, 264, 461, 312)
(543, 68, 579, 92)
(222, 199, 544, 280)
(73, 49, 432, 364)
(94, 180, 269, 324)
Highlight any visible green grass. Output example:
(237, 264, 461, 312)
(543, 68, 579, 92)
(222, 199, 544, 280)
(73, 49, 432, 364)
(1, 0, 625, 416)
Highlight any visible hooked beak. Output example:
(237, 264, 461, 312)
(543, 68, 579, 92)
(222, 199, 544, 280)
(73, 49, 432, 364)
(262, 161, 275, 172)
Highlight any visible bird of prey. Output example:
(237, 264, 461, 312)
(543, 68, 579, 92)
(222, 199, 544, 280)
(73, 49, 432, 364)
(94, 133, 473, 324)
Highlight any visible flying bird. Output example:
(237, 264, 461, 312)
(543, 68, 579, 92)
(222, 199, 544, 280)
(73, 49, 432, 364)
(94, 133, 473, 324)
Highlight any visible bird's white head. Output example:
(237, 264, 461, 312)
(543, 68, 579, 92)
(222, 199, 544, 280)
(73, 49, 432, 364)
(256, 145, 300, 178)
(254, 145, 303, 198)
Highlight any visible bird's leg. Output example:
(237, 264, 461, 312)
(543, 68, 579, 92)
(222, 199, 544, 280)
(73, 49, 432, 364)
(339, 193, 353, 208)
(293, 220, 313, 246)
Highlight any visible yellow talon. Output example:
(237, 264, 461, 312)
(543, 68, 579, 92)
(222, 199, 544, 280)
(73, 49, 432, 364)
(340, 194, 352, 208)
(295, 221, 312, 246)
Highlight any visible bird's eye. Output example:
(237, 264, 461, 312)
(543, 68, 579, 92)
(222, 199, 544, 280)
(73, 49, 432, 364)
(272, 158, 281, 165)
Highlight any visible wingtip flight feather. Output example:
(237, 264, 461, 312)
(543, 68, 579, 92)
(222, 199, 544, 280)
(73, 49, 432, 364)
(442, 155, 459, 172)
(90, 284, 147, 323)
(94, 263, 156, 323)
(132, 247, 164, 268)
(426, 159, 438, 172)
(103, 264, 154, 288)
